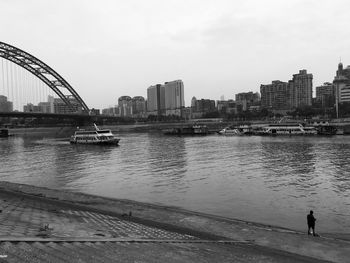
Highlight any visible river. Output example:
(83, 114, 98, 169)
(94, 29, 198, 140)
(1, 130, 349, 234)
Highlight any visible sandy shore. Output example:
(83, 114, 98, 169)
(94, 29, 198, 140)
(0, 181, 349, 262)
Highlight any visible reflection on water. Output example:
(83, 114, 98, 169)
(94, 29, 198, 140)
(0, 133, 350, 233)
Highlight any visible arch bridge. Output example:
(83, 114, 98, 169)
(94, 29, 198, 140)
(0, 41, 90, 113)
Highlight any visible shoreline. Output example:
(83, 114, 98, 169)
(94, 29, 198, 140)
(0, 181, 349, 262)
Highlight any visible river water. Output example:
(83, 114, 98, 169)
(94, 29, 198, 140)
(1, 131, 349, 234)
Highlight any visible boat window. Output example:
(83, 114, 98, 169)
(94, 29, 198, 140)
(97, 130, 111, 134)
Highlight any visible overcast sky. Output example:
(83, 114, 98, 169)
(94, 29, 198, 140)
(1, 0, 349, 109)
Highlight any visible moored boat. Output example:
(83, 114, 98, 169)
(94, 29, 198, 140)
(0, 128, 12, 138)
(218, 125, 253, 136)
(256, 123, 317, 136)
(70, 124, 120, 145)
(316, 125, 337, 135)
(163, 125, 209, 135)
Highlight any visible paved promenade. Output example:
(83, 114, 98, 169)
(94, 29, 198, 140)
(0, 182, 348, 262)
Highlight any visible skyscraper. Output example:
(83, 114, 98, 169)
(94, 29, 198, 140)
(289, 69, 313, 108)
(147, 84, 165, 116)
(164, 80, 184, 116)
(131, 96, 146, 117)
(333, 62, 350, 103)
(260, 80, 291, 111)
(316, 82, 335, 108)
(118, 96, 133, 117)
(235, 92, 260, 111)
(260, 70, 313, 112)
(147, 80, 184, 116)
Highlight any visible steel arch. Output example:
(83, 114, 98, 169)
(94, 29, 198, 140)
(0, 41, 89, 112)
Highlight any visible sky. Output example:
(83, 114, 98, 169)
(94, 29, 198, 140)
(1, 0, 350, 109)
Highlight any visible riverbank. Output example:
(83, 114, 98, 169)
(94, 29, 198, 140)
(9, 122, 228, 135)
(0, 181, 348, 262)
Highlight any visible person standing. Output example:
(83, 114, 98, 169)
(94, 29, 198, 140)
(307, 210, 316, 236)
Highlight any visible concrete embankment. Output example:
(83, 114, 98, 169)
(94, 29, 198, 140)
(0, 181, 348, 262)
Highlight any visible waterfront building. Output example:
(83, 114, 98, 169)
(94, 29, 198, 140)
(37, 102, 52, 113)
(164, 80, 185, 116)
(181, 107, 192, 120)
(216, 100, 237, 114)
(90, 108, 100, 115)
(23, 103, 40, 113)
(0, 95, 13, 112)
(316, 82, 335, 108)
(260, 80, 291, 112)
(54, 95, 83, 114)
(333, 62, 350, 103)
(235, 92, 260, 111)
(37, 96, 55, 113)
(147, 80, 184, 117)
(191, 97, 197, 108)
(260, 70, 313, 113)
(102, 106, 118, 116)
(289, 69, 313, 108)
(147, 84, 165, 116)
(118, 96, 133, 117)
(191, 98, 216, 118)
(131, 96, 146, 118)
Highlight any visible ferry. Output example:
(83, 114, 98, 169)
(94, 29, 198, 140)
(256, 123, 317, 136)
(70, 124, 120, 145)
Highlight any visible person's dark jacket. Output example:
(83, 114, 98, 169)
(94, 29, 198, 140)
(307, 214, 316, 226)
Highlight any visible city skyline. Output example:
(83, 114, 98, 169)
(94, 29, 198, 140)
(1, 0, 350, 109)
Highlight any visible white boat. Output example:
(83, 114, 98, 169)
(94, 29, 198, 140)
(218, 125, 253, 136)
(70, 124, 120, 145)
(257, 123, 317, 135)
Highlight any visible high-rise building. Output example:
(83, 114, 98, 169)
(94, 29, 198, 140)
(38, 95, 55, 113)
(102, 106, 118, 116)
(23, 103, 40, 112)
(235, 92, 260, 111)
(147, 80, 184, 116)
(164, 80, 184, 116)
(0, 95, 13, 112)
(289, 69, 313, 108)
(147, 84, 165, 116)
(333, 62, 350, 103)
(131, 96, 146, 117)
(316, 82, 335, 108)
(217, 100, 237, 114)
(54, 95, 82, 114)
(260, 70, 313, 112)
(164, 80, 184, 107)
(193, 99, 216, 112)
(118, 96, 133, 117)
(260, 80, 291, 111)
(191, 97, 197, 107)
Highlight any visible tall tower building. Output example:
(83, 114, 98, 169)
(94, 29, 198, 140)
(147, 84, 165, 116)
(290, 69, 313, 108)
(164, 80, 184, 116)
(334, 62, 350, 103)
(118, 96, 133, 117)
(235, 92, 260, 111)
(147, 80, 184, 116)
(260, 80, 291, 111)
(191, 97, 197, 108)
(260, 69, 313, 112)
(131, 96, 146, 117)
(316, 83, 335, 108)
